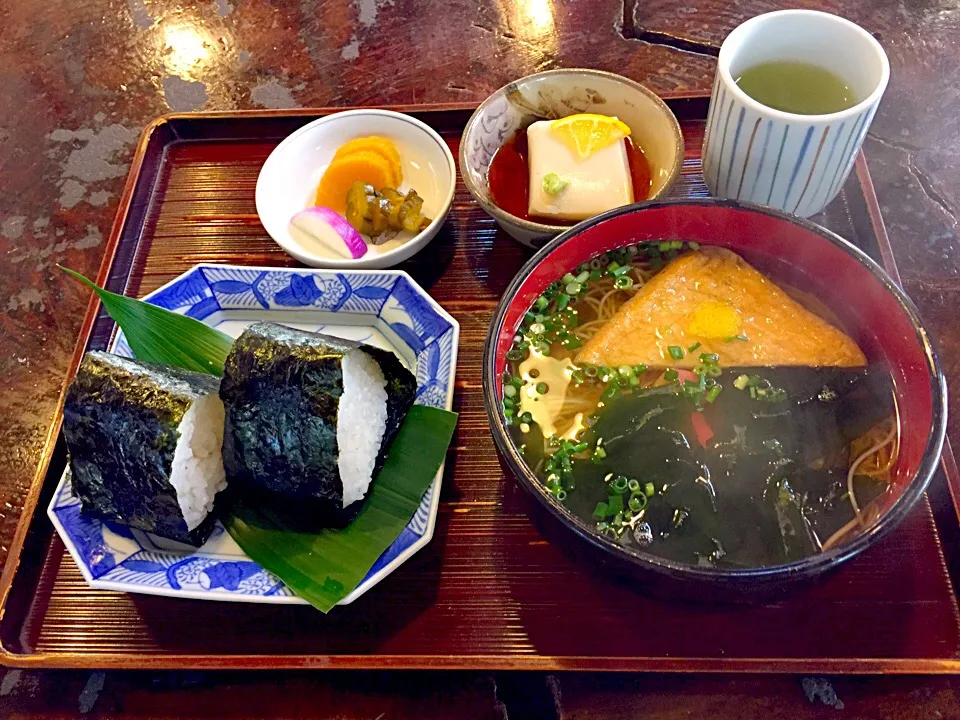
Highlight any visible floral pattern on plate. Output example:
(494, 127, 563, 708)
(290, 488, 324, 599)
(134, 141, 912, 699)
(49, 264, 458, 605)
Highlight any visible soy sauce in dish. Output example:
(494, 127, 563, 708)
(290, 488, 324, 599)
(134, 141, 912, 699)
(488, 128, 652, 225)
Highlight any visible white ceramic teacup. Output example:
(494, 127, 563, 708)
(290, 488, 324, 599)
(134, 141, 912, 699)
(702, 10, 889, 218)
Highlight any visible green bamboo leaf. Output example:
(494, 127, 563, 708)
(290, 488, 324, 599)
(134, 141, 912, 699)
(222, 404, 458, 612)
(60, 266, 233, 376)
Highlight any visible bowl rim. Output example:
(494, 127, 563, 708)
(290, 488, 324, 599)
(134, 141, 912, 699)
(482, 197, 948, 581)
(458, 68, 686, 235)
(255, 108, 457, 269)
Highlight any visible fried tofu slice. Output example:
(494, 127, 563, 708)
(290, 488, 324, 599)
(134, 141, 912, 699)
(576, 247, 866, 368)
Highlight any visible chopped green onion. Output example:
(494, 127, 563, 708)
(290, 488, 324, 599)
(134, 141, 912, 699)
(565, 282, 582, 295)
(529, 322, 545, 335)
(634, 364, 647, 374)
(628, 493, 648, 512)
(607, 261, 621, 274)
(733, 374, 750, 390)
(610, 264, 632, 277)
(563, 336, 581, 350)
(688, 342, 701, 352)
(584, 365, 598, 377)
(506, 347, 527, 362)
(664, 369, 679, 382)
(535, 296, 549, 311)
(555, 292, 570, 310)
(668, 346, 684, 360)
(627, 478, 641, 493)
(593, 502, 610, 519)
(575, 270, 590, 284)
(705, 385, 722, 403)
(536, 382, 548, 395)
(562, 273, 576, 285)
(644, 482, 656, 497)
(688, 241, 700, 250)
(613, 276, 634, 290)
(589, 268, 602, 281)
(555, 489, 567, 502)
(699, 352, 719, 363)
(618, 365, 635, 378)
(607, 493, 624, 515)
(519, 411, 533, 424)
(612, 475, 629, 493)
(503, 384, 517, 397)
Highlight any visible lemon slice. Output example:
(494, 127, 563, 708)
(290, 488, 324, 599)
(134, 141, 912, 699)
(549, 114, 632, 160)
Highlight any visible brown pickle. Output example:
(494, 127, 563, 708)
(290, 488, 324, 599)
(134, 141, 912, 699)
(344, 181, 431, 242)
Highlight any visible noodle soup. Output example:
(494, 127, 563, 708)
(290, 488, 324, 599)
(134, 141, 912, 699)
(501, 242, 899, 568)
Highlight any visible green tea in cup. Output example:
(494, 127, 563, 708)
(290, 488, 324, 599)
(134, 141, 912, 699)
(702, 10, 889, 217)
(734, 60, 856, 115)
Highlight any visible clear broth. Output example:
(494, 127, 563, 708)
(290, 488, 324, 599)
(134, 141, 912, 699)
(502, 245, 898, 568)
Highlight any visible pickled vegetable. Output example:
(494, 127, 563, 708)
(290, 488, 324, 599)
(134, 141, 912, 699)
(315, 151, 396, 213)
(333, 137, 403, 186)
(344, 181, 432, 242)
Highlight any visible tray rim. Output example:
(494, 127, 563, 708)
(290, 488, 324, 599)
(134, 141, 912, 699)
(3, 94, 960, 672)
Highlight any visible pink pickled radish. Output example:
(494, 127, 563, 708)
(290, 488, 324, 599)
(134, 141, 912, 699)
(289, 206, 368, 259)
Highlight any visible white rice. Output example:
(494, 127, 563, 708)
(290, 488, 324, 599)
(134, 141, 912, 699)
(170, 393, 227, 531)
(338, 349, 388, 507)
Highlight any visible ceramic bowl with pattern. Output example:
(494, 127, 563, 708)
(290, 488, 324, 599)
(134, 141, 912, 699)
(459, 69, 685, 248)
(256, 109, 456, 269)
(48, 264, 459, 605)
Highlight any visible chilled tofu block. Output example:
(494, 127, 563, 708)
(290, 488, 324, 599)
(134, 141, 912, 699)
(527, 120, 634, 221)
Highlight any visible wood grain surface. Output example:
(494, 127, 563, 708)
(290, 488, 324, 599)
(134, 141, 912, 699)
(2, 0, 960, 715)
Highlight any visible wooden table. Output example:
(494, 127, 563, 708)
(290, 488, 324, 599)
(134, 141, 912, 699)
(1, 0, 959, 715)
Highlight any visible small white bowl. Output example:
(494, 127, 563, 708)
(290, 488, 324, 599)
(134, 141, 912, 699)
(256, 109, 456, 269)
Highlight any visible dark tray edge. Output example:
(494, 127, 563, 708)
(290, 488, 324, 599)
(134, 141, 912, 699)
(2, 96, 958, 672)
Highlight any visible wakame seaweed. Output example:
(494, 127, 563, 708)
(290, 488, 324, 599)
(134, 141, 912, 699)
(517, 367, 895, 568)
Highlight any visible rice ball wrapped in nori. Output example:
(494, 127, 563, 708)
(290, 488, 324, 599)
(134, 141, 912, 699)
(62, 352, 227, 546)
(219, 322, 416, 526)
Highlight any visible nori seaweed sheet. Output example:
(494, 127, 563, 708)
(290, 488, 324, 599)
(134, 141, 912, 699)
(219, 322, 416, 527)
(62, 351, 221, 546)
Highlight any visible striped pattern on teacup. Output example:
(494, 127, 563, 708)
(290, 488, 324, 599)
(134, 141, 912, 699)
(702, 84, 877, 217)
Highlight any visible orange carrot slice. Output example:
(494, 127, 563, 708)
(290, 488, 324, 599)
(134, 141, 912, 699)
(315, 151, 395, 213)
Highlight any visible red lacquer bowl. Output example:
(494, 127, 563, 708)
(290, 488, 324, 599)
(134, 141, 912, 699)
(483, 199, 947, 599)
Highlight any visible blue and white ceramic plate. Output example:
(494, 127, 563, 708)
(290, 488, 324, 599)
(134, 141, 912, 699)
(47, 264, 458, 605)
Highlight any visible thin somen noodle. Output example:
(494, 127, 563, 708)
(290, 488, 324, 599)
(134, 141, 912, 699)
(503, 243, 899, 566)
